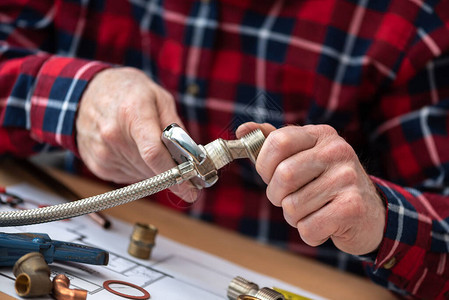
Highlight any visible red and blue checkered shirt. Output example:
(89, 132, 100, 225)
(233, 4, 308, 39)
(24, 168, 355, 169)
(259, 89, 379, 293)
(1, 0, 449, 298)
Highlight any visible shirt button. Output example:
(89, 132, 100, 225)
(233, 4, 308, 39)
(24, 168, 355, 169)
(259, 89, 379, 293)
(383, 257, 397, 269)
(186, 83, 199, 96)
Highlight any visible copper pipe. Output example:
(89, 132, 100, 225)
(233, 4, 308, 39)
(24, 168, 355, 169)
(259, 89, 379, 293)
(52, 274, 87, 300)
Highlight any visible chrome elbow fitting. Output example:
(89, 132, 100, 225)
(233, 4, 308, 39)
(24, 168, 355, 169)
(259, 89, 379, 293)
(162, 124, 265, 189)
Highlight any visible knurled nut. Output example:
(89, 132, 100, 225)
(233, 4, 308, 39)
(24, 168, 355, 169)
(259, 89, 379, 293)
(227, 276, 259, 300)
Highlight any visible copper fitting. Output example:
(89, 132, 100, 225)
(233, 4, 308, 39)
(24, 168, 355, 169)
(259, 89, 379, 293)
(53, 274, 87, 300)
(13, 252, 52, 297)
(128, 223, 158, 259)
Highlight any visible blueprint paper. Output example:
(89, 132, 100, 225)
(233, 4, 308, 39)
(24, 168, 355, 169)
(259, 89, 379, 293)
(0, 183, 324, 300)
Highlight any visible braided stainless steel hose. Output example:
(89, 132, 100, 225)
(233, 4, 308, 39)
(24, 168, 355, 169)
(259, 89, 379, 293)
(0, 161, 196, 227)
(0, 125, 265, 227)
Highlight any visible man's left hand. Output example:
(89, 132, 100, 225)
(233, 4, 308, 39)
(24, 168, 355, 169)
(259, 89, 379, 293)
(237, 122, 386, 255)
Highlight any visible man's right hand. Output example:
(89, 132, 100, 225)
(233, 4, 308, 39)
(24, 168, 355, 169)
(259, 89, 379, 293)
(76, 67, 198, 202)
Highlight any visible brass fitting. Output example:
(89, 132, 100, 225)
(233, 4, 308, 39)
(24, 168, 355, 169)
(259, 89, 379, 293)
(128, 223, 158, 259)
(13, 252, 52, 297)
(53, 274, 87, 300)
(227, 276, 285, 300)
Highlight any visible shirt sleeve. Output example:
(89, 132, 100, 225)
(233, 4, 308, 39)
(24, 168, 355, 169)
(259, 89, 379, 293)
(361, 3, 449, 297)
(0, 1, 110, 156)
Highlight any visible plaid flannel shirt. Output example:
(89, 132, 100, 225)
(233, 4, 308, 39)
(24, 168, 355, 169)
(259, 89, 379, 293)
(1, 0, 449, 298)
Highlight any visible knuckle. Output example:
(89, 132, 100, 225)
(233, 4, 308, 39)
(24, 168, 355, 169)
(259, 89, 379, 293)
(161, 88, 175, 102)
(297, 220, 326, 247)
(315, 124, 338, 136)
(99, 125, 120, 145)
(297, 221, 317, 246)
(317, 137, 353, 163)
(266, 130, 290, 153)
(341, 193, 365, 219)
(337, 165, 358, 186)
(281, 196, 299, 225)
(92, 144, 114, 163)
(140, 143, 165, 163)
(275, 161, 296, 186)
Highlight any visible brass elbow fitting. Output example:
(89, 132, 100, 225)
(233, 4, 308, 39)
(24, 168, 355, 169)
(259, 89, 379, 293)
(13, 252, 52, 297)
(53, 274, 87, 300)
(128, 223, 158, 259)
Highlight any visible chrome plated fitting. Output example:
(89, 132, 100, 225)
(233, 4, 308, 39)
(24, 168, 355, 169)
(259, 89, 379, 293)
(255, 287, 285, 300)
(227, 276, 285, 300)
(227, 276, 260, 300)
(162, 124, 265, 189)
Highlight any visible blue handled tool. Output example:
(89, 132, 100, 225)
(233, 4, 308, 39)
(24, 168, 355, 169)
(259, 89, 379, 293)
(0, 232, 109, 266)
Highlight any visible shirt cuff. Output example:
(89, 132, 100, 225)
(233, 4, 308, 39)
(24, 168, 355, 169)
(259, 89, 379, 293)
(367, 177, 447, 298)
(30, 56, 110, 155)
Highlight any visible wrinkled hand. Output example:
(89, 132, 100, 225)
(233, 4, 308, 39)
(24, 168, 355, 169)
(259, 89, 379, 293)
(76, 67, 197, 202)
(237, 122, 386, 255)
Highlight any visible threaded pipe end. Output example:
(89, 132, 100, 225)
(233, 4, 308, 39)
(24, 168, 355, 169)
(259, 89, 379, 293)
(255, 287, 285, 300)
(240, 129, 265, 164)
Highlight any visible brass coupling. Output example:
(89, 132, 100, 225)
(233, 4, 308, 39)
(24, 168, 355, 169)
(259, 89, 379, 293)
(228, 276, 285, 300)
(13, 252, 52, 297)
(128, 223, 158, 259)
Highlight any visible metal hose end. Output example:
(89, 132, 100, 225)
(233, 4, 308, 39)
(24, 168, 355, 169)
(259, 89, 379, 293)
(239, 129, 265, 164)
(254, 287, 285, 300)
(227, 276, 259, 300)
(205, 129, 266, 170)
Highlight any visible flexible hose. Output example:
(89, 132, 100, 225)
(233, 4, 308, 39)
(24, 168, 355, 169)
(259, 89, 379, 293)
(0, 161, 195, 227)
(0, 128, 265, 227)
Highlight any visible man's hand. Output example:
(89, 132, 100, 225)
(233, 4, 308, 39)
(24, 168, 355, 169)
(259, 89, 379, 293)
(76, 67, 197, 202)
(237, 122, 386, 255)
